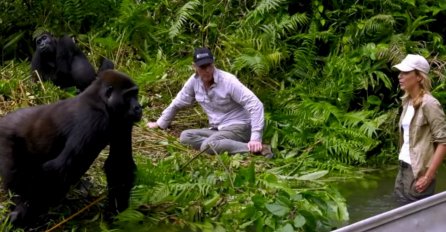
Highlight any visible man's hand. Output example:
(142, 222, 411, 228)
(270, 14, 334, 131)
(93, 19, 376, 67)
(248, 140, 262, 153)
(146, 122, 159, 129)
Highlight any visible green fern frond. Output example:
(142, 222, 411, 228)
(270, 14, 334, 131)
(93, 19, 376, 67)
(318, 135, 367, 164)
(372, 70, 392, 89)
(233, 52, 269, 76)
(232, 28, 267, 50)
(361, 14, 395, 37)
(247, 0, 286, 18)
(266, 50, 284, 67)
(171, 181, 214, 202)
(299, 99, 343, 124)
(341, 110, 373, 128)
(283, 13, 309, 32)
(64, 0, 83, 25)
(360, 112, 393, 137)
(406, 16, 436, 36)
(169, 0, 201, 38)
(260, 23, 278, 38)
(259, 13, 309, 39)
(235, 53, 264, 70)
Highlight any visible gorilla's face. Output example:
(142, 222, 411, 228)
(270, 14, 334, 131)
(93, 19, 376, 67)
(122, 87, 143, 122)
(36, 33, 56, 54)
(100, 70, 143, 123)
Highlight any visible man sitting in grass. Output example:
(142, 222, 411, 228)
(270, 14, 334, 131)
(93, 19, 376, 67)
(147, 47, 273, 158)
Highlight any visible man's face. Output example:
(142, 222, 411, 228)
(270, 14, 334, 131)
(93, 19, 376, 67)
(194, 63, 214, 84)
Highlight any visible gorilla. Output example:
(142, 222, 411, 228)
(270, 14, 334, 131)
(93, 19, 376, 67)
(0, 69, 143, 226)
(31, 32, 106, 91)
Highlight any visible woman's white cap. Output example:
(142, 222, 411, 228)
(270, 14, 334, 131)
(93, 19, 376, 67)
(392, 54, 430, 74)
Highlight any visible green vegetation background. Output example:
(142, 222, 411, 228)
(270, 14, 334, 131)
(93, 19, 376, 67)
(1, 0, 446, 231)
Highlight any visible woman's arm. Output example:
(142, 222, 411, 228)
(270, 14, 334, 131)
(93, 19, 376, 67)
(416, 144, 446, 192)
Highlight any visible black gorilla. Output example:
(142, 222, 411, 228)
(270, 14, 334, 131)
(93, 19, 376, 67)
(31, 32, 102, 91)
(0, 70, 142, 226)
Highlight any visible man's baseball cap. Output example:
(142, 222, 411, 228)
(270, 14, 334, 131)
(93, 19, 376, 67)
(193, 48, 214, 66)
(393, 54, 430, 74)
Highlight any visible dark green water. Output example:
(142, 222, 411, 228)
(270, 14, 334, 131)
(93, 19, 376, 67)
(337, 164, 446, 224)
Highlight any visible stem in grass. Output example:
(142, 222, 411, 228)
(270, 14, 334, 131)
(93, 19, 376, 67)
(33, 70, 46, 93)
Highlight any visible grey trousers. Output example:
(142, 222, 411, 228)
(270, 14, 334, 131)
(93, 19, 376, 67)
(394, 163, 436, 204)
(179, 124, 251, 155)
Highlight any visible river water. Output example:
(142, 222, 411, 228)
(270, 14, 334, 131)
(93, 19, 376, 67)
(337, 164, 446, 224)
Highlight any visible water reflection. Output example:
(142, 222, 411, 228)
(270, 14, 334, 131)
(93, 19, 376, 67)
(337, 164, 446, 224)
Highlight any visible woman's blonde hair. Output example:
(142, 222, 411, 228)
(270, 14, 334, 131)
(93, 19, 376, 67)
(401, 70, 432, 108)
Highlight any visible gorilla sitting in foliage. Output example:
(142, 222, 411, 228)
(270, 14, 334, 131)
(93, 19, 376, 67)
(31, 32, 112, 91)
(0, 69, 142, 226)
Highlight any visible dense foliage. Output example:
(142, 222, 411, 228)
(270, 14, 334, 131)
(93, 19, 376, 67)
(115, 149, 349, 232)
(1, 0, 446, 231)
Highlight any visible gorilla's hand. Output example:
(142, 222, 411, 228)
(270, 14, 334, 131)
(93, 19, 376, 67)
(42, 157, 67, 174)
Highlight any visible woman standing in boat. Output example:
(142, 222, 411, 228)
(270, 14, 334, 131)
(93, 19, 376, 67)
(393, 54, 446, 204)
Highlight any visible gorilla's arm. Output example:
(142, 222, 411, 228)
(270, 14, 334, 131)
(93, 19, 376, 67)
(104, 86, 141, 213)
(57, 36, 96, 91)
(41, 108, 109, 175)
(31, 52, 42, 75)
(98, 57, 115, 74)
(55, 36, 76, 78)
(105, 125, 136, 213)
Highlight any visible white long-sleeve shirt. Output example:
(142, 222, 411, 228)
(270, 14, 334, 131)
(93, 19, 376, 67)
(399, 103, 414, 164)
(156, 68, 264, 141)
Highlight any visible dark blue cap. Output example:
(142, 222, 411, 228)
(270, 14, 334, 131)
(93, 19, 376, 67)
(193, 47, 214, 66)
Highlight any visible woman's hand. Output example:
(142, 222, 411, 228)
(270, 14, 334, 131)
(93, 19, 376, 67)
(415, 175, 433, 192)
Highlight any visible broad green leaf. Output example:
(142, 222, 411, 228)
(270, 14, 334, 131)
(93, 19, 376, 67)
(403, 0, 415, 6)
(264, 215, 275, 229)
(271, 130, 279, 149)
(277, 193, 291, 206)
(279, 223, 294, 232)
(294, 215, 306, 227)
(264, 173, 278, 183)
(252, 194, 267, 207)
(3, 31, 25, 50)
(290, 193, 302, 201)
(320, 18, 326, 26)
(239, 219, 255, 229)
(204, 192, 220, 210)
(297, 170, 329, 181)
(255, 216, 265, 231)
(265, 202, 290, 217)
(260, 174, 295, 195)
(367, 95, 381, 106)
